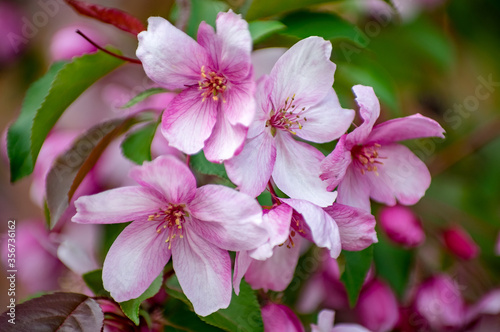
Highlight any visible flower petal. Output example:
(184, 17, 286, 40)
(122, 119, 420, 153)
(72, 186, 162, 224)
(270, 37, 335, 111)
(137, 17, 208, 90)
(161, 87, 218, 155)
(346, 85, 380, 147)
(225, 131, 276, 198)
(222, 74, 256, 127)
(189, 185, 266, 251)
(366, 113, 445, 145)
(102, 220, 171, 302)
(129, 155, 197, 204)
(296, 90, 354, 143)
(262, 304, 305, 332)
(364, 143, 431, 206)
(245, 241, 301, 292)
(203, 110, 248, 163)
(233, 251, 252, 295)
(337, 166, 371, 212)
(273, 132, 337, 207)
(282, 198, 342, 258)
(172, 228, 232, 316)
(247, 75, 273, 139)
(324, 203, 378, 251)
(320, 135, 353, 191)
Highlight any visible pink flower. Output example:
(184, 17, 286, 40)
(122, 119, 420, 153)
(378, 205, 425, 247)
(320, 85, 445, 212)
(262, 303, 305, 332)
(225, 37, 354, 206)
(355, 279, 399, 332)
(442, 225, 480, 260)
(72, 155, 267, 316)
(413, 275, 465, 331)
(136, 11, 255, 162)
(311, 309, 371, 332)
(50, 25, 102, 61)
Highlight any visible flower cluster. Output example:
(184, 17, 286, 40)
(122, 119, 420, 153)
(71, 10, 446, 318)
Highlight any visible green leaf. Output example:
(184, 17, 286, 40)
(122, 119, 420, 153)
(189, 151, 230, 180)
(166, 276, 263, 332)
(46, 117, 138, 229)
(7, 50, 125, 182)
(164, 298, 224, 332)
(181, 0, 229, 38)
(121, 87, 168, 109)
(373, 235, 413, 299)
(82, 269, 110, 297)
(245, 0, 337, 20)
(281, 11, 366, 46)
(121, 121, 159, 164)
(249, 20, 286, 43)
(119, 273, 163, 325)
(340, 246, 374, 307)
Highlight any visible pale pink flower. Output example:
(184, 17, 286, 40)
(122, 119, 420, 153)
(311, 309, 371, 332)
(355, 279, 399, 332)
(320, 85, 445, 212)
(234, 201, 376, 293)
(225, 37, 354, 206)
(378, 205, 425, 247)
(442, 225, 480, 260)
(465, 289, 500, 330)
(262, 303, 305, 332)
(73, 155, 267, 316)
(136, 11, 255, 162)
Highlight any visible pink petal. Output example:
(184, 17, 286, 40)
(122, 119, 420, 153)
(247, 75, 273, 139)
(337, 166, 371, 212)
(366, 113, 445, 145)
(248, 204, 293, 260)
(442, 226, 480, 260)
(161, 88, 218, 155)
(270, 37, 335, 112)
(136, 17, 208, 90)
(188, 185, 266, 251)
(172, 227, 232, 316)
(102, 219, 171, 302)
(225, 131, 276, 198)
(203, 110, 248, 163)
(72, 186, 162, 224)
(233, 251, 252, 295)
(324, 203, 378, 251)
(129, 155, 197, 205)
(314, 309, 335, 332)
(273, 132, 337, 207)
(466, 289, 500, 323)
(356, 279, 399, 332)
(282, 198, 342, 258)
(246, 242, 301, 292)
(296, 90, 354, 144)
(222, 75, 256, 127)
(262, 304, 305, 332)
(378, 205, 425, 247)
(364, 143, 431, 206)
(346, 85, 380, 148)
(320, 135, 353, 191)
(252, 48, 287, 81)
(331, 324, 373, 332)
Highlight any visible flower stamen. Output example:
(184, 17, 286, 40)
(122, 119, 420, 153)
(199, 66, 228, 103)
(148, 204, 188, 249)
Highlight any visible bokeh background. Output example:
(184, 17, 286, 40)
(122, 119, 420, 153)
(0, 0, 499, 329)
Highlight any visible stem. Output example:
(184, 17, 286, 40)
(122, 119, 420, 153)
(267, 180, 279, 204)
(75, 30, 142, 64)
(185, 155, 191, 166)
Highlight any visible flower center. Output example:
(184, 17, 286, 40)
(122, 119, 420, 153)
(198, 65, 227, 102)
(266, 95, 307, 136)
(351, 143, 385, 175)
(148, 204, 189, 249)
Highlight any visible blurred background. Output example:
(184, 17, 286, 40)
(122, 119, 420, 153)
(0, 0, 499, 330)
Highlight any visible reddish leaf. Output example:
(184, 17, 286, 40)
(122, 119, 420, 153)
(65, 0, 145, 35)
(0, 292, 104, 332)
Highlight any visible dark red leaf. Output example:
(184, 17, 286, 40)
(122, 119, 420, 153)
(65, 0, 145, 36)
(0, 292, 104, 332)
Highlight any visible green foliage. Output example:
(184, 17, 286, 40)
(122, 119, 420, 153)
(189, 151, 230, 181)
(182, 0, 229, 38)
(166, 276, 263, 332)
(121, 87, 168, 109)
(340, 246, 374, 307)
(249, 20, 286, 43)
(7, 50, 124, 182)
(122, 121, 159, 164)
(245, 0, 338, 20)
(164, 298, 225, 332)
(119, 274, 163, 325)
(82, 269, 110, 297)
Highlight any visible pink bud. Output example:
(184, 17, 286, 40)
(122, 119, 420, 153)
(262, 303, 305, 332)
(414, 275, 465, 331)
(378, 205, 425, 247)
(356, 279, 399, 332)
(442, 226, 480, 260)
(50, 25, 102, 61)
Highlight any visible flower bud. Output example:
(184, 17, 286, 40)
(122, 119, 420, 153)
(262, 303, 304, 332)
(356, 279, 399, 332)
(442, 226, 480, 260)
(50, 25, 102, 61)
(378, 205, 425, 247)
